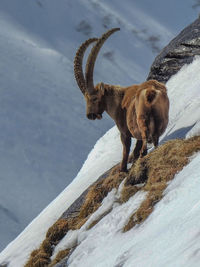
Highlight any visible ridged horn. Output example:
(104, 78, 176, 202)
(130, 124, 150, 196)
(85, 28, 120, 94)
(74, 38, 98, 94)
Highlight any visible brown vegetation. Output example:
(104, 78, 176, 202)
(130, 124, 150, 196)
(78, 170, 126, 223)
(74, 28, 169, 172)
(123, 135, 200, 231)
(25, 135, 200, 266)
(25, 219, 68, 267)
(49, 249, 71, 267)
(25, 164, 126, 266)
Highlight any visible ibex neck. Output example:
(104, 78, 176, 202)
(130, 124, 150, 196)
(103, 84, 126, 120)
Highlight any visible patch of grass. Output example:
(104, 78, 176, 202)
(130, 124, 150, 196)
(25, 219, 68, 267)
(25, 166, 127, 266)
(25, 136, 200, 266)
(49, 249, 71, 267)
(46, 219, 69, 245)
(124, 136, 200, 231)
(120, 184, 143, 203)
(40, 240, 52, 256)
(78, 170, 126, 221)
(25, 251, 50, 267)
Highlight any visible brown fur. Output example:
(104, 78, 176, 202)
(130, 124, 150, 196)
(84, 80, 169, 172)
(124, 80, 169, 159)
(74, 29, 169, 172)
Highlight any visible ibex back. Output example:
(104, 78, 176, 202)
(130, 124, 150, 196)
(74, 28, 169, 172)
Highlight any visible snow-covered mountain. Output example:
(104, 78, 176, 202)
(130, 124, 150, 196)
(0, 0, 199, 253)
(0, 51, 200, 266)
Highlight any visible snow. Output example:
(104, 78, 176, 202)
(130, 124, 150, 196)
(161, 56, 200, 142)
(0, 48, 200, 266)
(67, 152, 200, 267)
(0, 0, 200, 264)
(0, 0, 199, 251)
(1, 0, 192, 250)
(67, 190, 147, 267)
(0, 127, 123, 266)
(51, 180, 144, 260)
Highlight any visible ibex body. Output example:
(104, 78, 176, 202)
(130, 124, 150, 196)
(122, 80, 169, 159)
(74, 28, 169, 172)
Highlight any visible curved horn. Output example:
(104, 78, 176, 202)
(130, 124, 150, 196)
(74, 38, 98, 94)
(85, 28, 120, 93)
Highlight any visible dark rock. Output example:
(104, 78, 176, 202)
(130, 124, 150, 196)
(147, 17, 200, 83)
(60, 189, 89, 220)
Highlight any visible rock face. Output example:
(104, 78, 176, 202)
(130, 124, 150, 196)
(147, 17, 200, 83)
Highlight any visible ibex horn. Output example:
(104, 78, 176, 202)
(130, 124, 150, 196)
(85, 28, 120, 94)
(74, 38, 98, 94)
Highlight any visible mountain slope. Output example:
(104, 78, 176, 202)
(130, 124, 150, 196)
(0, 53, 200, 266)
(66, 151, 200, 267)
(0, 0, 199, 253)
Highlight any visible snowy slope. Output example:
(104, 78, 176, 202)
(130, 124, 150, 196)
(67, 153, 200, 267)
(0, 0, 199, 253)
(0, 53, 200, 266)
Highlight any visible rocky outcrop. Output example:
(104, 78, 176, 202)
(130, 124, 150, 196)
(147, 17, 200, 83)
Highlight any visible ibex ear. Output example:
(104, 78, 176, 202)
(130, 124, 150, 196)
(99, 82, 105, 95)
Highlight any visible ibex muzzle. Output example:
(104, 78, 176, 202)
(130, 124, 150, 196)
(85, 88, 104, 120)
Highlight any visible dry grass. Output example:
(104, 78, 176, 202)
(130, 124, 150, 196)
(25, 251, 50, 267)
(25, 219, 69, 267)
(25, 165, 127, 266)
(123, 136, 200, 231)
(120, 184, 141, 203)
(46, 219, 69, 245)
(49, 249, 71, 267)
(78, 170, 126, 219)
(25, 136, 200, 266)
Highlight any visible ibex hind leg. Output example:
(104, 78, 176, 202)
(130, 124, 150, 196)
(140, 128, 148, 157)
(137, 115, 148, 157)
(140, 140, 147, 157)
(129, 140, 143, 162)
(146, 116, 155, 143)
(152, 135, 159, 148)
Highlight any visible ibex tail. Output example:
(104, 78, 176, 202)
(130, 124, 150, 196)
(145, 88, 158, 107)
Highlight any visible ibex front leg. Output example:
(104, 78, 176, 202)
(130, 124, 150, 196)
(120, 133, 131, 172)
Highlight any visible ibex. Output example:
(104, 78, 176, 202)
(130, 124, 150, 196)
(74, 28, 169, 172)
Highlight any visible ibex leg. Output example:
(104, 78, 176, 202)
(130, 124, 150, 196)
(137, 114, 148, 157)
(120, 133, 131, 172)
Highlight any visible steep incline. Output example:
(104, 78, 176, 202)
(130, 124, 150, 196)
(0, 0, 199, 252)
(0, 54, 200, 266)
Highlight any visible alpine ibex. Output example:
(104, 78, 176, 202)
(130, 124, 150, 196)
(74, 28, 169, 172)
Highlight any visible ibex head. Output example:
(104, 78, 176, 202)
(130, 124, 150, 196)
(74, 28, 120, 120)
